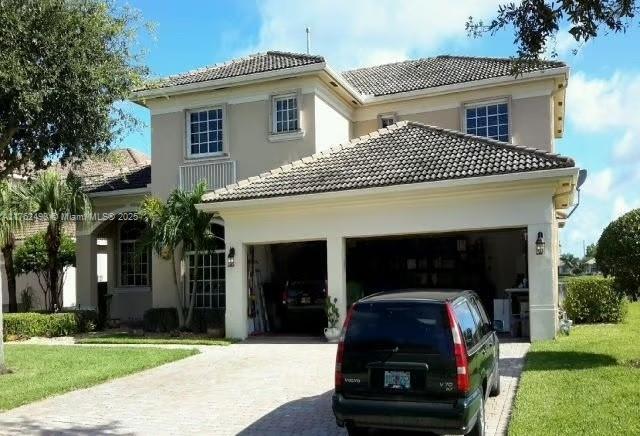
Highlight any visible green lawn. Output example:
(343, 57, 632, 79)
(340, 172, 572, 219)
(76, 332, 233, 346)
(509, 302, 640, 435)
(0, 345, 197, 411)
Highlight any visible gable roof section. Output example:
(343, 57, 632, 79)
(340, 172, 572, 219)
(341, 55, 566, 97)
(137, 51, 325, 91)
(203, 121, 574, 203)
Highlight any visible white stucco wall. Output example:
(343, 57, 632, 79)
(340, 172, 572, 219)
(314, 94, 350, 152)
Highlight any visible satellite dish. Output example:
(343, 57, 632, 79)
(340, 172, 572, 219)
(577, 169, 587, 190)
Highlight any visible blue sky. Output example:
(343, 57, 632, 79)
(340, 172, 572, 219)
(119, 0, 640, 257)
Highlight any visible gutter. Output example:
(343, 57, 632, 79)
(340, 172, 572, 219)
(198, 167, 579, 212)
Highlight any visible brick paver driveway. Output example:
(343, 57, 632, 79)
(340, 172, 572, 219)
(0, 339, 529, 435)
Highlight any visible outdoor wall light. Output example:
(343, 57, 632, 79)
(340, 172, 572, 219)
(535, 232, 545, 255)
(227, 247, 236, 267)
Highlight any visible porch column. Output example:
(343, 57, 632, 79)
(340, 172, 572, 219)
(75, 232, 97, 309)
(527, 221, 557, 341)
(327, 235, 348, 326)
(225, 242, 248, 339)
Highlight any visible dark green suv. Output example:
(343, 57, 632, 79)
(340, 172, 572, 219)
(332, 289, 499, 435)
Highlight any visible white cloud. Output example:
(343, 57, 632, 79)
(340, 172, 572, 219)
(613, 130, 640, 161)
(247, 0, 501, 70)
(568, 72, 640, 133)
(612, 195, 640, 219)
(582, 168, 613, 200)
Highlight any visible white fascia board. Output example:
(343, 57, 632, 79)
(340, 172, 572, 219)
(87, 186, 150, 198)
(322, 65, 365, 104)
(198, 167, 579, 212)
(131, 63, 327, 103)
(359, 67, 569, 105)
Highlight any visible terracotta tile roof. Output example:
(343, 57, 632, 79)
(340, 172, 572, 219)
(203, 121, 574, 203)
(137, 51, 325, 91)
(341, 55, 566, 96)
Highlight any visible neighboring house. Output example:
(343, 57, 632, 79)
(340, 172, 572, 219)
(558, 260, 572, 276)
(74, 51, 580, 340)
(584, 257, 599, 275)
(0, 150, 143, 312)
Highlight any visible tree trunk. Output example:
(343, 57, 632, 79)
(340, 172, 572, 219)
(45, 222, 62, 312)
(1, 238, 18, 313)
(170, 252, 186, 328)
(184, 250, 200, 329)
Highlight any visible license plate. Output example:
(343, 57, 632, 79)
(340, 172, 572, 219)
(301, 296, 311, 304)
(384, 370, 411, 390)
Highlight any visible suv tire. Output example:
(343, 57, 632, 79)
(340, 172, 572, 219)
(346, 423, 368, 435)
(467, 392, 485, 436)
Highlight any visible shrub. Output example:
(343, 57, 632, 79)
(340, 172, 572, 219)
(4, 313, 75, 339)
(143, 308, 225, 334)
(191, 309, 225, 334)
(563, 277, 627, 324)
(596, 208, 640, 300)
(143, 308, 179, 332)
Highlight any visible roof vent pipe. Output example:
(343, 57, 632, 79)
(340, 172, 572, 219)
(306, 27, 311, 54)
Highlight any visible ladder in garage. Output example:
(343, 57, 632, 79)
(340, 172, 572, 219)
(248, 247, 269, 333)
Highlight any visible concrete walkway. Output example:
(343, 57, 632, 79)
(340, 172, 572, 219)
(0, 339, 529, 435)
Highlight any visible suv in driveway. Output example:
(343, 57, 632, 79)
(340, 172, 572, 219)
(332, 289, 499, 435)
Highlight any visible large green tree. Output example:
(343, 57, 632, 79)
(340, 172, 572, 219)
(139, 182, 217, 329)
(20, 171, 92, 311)
(0, 0, 148, 179)
(14, 231, 76, 310)
(597, 208, 640, 300)
(467, 1, 638, 62)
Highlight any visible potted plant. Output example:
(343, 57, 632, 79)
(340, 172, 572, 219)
(324, 297, 341, 343)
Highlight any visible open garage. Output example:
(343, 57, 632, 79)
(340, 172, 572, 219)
(246, 241, 328, 336)
(346, 229, 531, 337)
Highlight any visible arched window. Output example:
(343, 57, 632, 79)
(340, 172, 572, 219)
(119, 220, 150, 287)
(187, 220, 225, 308)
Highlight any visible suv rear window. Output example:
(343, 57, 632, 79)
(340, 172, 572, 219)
(453, 300, 480, 349)
(345, 302, 452, 355)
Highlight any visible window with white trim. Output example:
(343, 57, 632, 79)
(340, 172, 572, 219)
(187, 222, 225, 309)
(272, 94, 299, 133)
(119, 221, 150, 287)
(465, 101, 509, 142)
(188, 108, 223, 156)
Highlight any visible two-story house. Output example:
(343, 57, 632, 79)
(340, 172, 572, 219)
(75, 51, 580, 341)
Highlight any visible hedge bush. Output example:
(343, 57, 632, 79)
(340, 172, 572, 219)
(143, 308, 225, 334)
(563, 277, 627, 324)
(2, 310, 97, 339)
(143, 308, 179, 332)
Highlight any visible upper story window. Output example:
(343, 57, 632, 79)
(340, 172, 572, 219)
(188, 108, 224, 157)
(272, 93, 299, 134)
(465, 101, 509, 143)
(378, 112, 398, 128)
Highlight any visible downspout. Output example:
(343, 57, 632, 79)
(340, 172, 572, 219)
(565, 169, 588, 219)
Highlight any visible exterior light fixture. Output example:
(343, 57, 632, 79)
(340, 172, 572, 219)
(535, 232, 545, 255)
(227, 247, 235, 267)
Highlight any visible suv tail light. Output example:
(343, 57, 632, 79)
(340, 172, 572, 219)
(334, 305, 355, 393)
(446, 302, 470, 394)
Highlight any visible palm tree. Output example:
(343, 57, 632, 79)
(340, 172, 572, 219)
(0, 180, 23, 374)
(21, 171, 91, 311)
(139, 182, 215, 329)
(0, 181, 23, 313)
